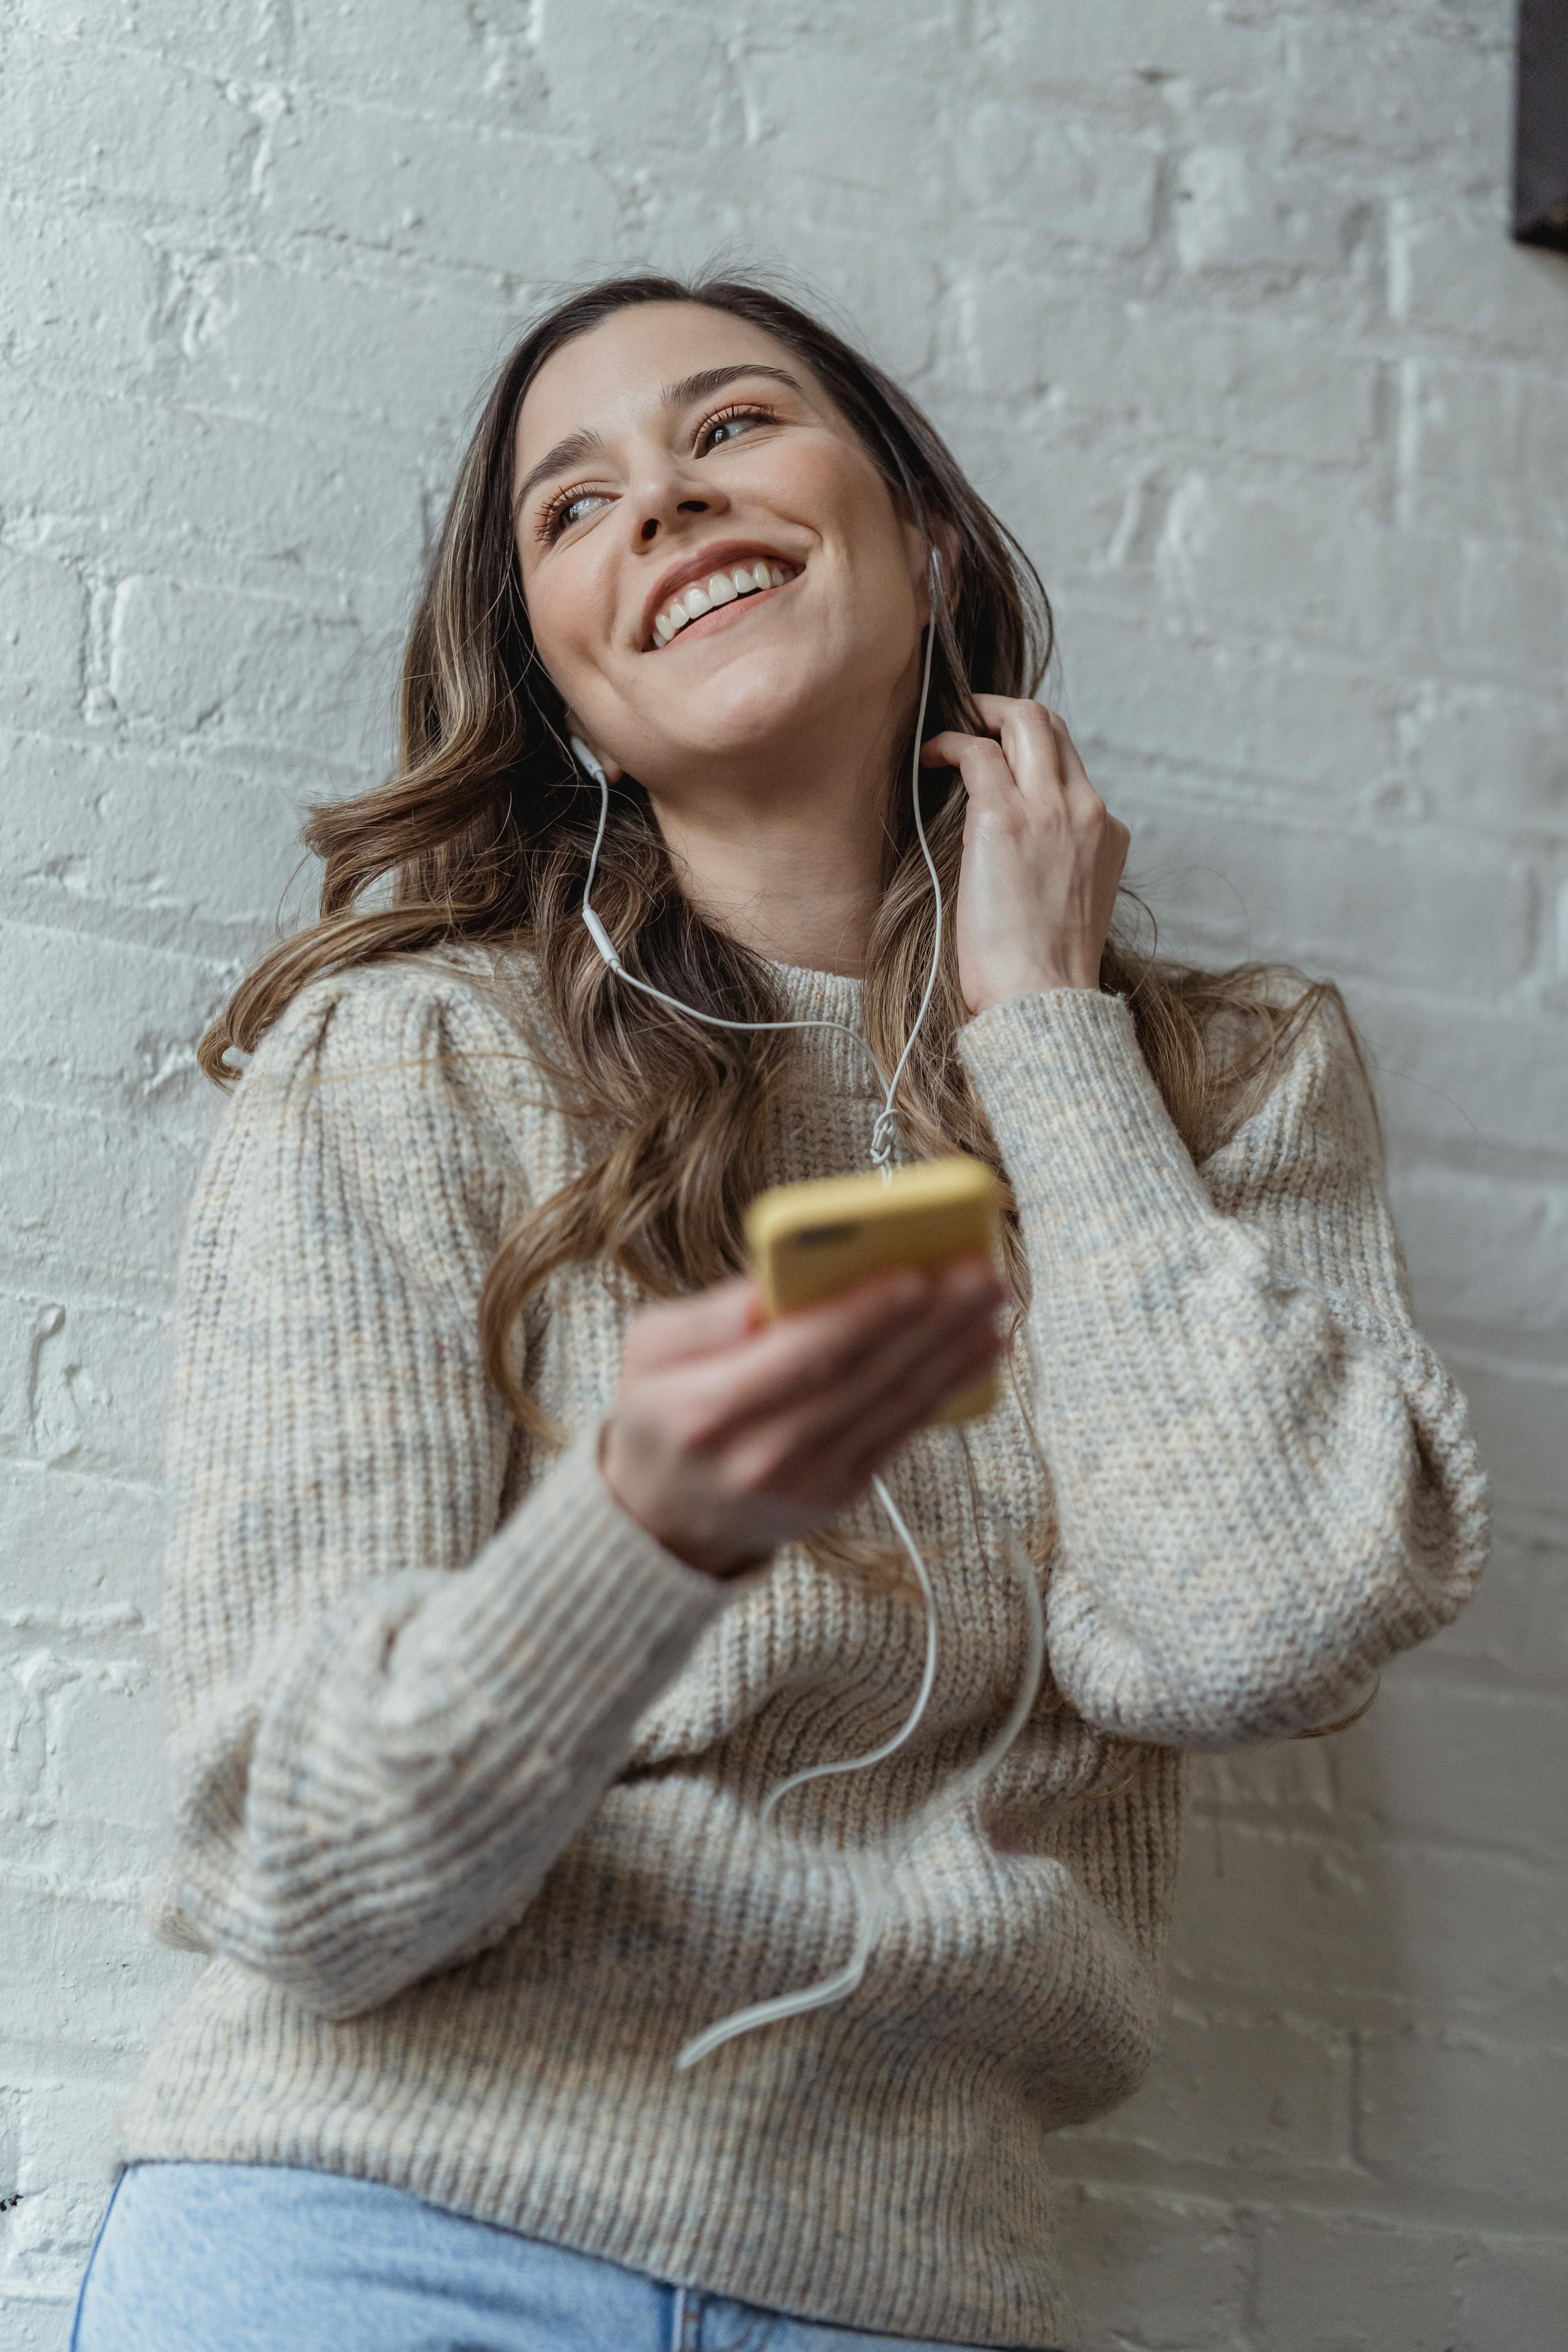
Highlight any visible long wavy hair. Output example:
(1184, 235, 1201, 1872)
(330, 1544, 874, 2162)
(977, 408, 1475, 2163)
(202, 269, 1334, 1470)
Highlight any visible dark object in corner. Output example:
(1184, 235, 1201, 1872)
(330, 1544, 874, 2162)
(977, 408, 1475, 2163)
(1515, 0, 1568, 250)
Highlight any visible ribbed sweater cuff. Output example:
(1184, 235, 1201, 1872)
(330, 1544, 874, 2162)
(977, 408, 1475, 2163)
(958, 987, 1214, 1260)
(404, 1430, 732, 1743)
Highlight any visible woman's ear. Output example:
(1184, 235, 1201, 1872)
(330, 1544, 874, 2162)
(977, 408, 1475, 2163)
(563, 712, 625, 785)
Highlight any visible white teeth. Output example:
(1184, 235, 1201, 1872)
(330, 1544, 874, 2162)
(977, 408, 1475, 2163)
(651, 560, 796, 644)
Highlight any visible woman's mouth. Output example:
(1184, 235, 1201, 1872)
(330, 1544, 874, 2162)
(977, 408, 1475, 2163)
(652, 560, 797, 649)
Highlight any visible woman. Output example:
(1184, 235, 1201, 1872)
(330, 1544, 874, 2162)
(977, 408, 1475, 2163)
(75, 272, 1487, 2352)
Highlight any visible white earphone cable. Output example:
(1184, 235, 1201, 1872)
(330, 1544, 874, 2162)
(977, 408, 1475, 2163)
(572, 550, 1044, 2065)
(675, 1517, 1044, 2071)
(572, 552, 944, 1176)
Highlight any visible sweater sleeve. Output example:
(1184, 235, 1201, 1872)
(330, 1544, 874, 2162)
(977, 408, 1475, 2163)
(157, 963, 728, 2019)
(958, 985, 1488, 1750)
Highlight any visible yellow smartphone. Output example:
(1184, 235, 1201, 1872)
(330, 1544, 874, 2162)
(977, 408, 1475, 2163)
(744, 1153, 1005, 1422)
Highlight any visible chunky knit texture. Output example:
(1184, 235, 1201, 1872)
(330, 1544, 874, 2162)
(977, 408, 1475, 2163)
(122, 953, 1487, 2352)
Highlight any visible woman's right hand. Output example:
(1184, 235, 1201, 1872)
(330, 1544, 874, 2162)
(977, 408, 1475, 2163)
(600, 1261, 1007, 1578)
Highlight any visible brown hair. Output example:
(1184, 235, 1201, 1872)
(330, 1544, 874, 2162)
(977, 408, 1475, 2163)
(201, 269, 1333, 1452)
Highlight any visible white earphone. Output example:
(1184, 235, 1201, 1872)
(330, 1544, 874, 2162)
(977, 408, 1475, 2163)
(570, 546, 1045, 2065)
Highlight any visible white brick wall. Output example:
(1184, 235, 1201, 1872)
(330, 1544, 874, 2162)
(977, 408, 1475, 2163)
(2, 2, 1563, 2343)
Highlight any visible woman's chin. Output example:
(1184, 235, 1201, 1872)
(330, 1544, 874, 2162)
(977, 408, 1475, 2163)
(641, 646, 884, 774)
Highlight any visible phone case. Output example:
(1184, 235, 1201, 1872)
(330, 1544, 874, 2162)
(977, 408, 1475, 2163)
(744, 1153, 1004, 1422)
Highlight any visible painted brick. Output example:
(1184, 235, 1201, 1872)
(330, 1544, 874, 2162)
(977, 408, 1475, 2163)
(296, 0, 546, 124)
(0, 1289, 171, 1483)
(1073, 2001, 1354, 2177)
(107, 573, 369, 760)
(1426, 1518, 1568, 1693)
(0, 29, 257, 219)
(1146, 475, 1456, 662)
(1116, 795, 1534, 993)
(1357, 2029, 1568, 2222)
(2, 383, 425, 589)
(0, 731, 306, 931)
(170, 252, 517, 433)
(9, 2069, 135, 2267)
(1174, 147, 1361, 278)
(957, 111, 1160, 256)
(1452, 2238, 1568, 2352)
(0, 1666, 44, 1817)
(0, 203, 164, 389)
(1401, 357, 1568, 546)
(963, 285, 1385, 469)
(1190, 1734, 1338, 1823)
(739, 49, 945, 219)
(1391, 197, 1568, 365)
(1284, 13, 1508, 177)
(534, 1, 738, 150)
(1251, 2208, 1461, 2352)
(987, 0, 1281, 100)
(1167, 1814, 1378, 2004)
(1390, 1169, 1568, 1343)
(1355, 1668, 1568, 1862)
(1396, 683, 1568, 831)
(1352, 990, 1568, 1162)
(1455, 538, 1568, 685)
(46, 0, 295, 78)
(0, 2302, 73, 2352)
(45, 1666, 166, 1831)
(0, 1094, 204, 1294)
(1168, 1810, 1567, 2033)
(1439, 1352, 1568, 1517)
(1, 1878, 198, 2061)
(0, 920, 227, 1098)
(265, 94, 621, 278)
(1378, 1846, 1565, 2040)
(1045, 2181, 1252, 2350)
(0, 1459, 165, 1623)
(0, 551, 86, 733)
(1060, 605, 1397, 801)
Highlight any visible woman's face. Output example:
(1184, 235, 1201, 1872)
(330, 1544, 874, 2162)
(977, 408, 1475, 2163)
(512, 301, 929, 800)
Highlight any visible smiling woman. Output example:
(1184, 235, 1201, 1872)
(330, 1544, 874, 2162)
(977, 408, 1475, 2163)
(73, 272, 1488, 2352)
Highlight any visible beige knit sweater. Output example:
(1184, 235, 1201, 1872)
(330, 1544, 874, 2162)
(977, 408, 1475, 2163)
(123, 952, 1486, 2351)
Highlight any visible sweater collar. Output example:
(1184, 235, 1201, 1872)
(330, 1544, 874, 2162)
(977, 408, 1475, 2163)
(764, 960, 884, 1102)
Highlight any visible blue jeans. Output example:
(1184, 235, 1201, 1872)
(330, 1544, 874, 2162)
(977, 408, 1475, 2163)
(73, 2163, 1048, 2350)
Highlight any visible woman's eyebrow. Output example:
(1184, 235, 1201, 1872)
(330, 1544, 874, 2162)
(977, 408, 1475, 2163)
(659, 362, 806, 408)
(515, 364, 806, 515)
(514, 426, 604, 515)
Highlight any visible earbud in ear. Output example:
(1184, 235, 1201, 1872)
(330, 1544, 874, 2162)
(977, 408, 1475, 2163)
(569, 734, 608, 789)
(926, 545, 943, 599)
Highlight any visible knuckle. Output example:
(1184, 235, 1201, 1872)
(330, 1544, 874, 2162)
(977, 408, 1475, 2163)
(731, 1436, 789, 1495)
(669, 1396, 724, 1453)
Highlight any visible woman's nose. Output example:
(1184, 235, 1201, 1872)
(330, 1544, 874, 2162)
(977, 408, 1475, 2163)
(626, 468, 728, 546)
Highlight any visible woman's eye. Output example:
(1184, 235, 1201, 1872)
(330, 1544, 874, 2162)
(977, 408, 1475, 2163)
(698, 406, 772, 454)
(555, 491, 608, 534)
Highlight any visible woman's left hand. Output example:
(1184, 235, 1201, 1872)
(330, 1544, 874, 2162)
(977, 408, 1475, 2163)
(922, 695, 1130, 1014)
